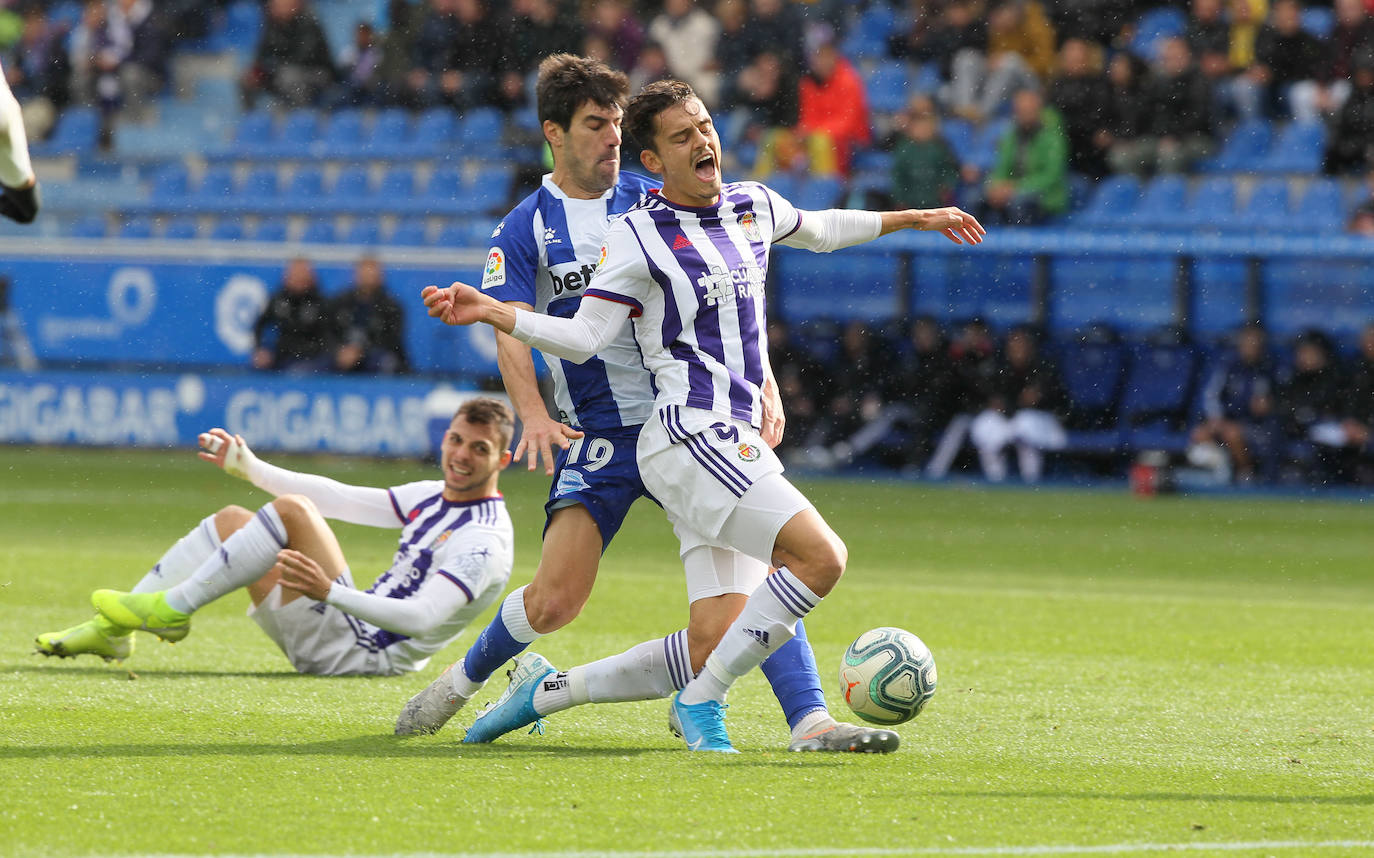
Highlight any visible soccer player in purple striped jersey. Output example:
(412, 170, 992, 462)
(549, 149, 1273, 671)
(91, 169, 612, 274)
(424, 79, 985, 751)
(36, 399, 515, 677)
(400, 55, 896, 754)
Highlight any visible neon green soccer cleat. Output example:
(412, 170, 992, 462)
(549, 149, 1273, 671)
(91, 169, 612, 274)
(35, 616, 134, 662)
(91, 589, 191, 642)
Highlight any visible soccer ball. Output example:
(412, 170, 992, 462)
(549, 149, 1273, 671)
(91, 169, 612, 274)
(839, 627, 937, 725)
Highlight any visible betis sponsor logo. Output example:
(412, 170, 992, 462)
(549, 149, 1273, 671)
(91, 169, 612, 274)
(740, 211, 761, 242)
(737, 443, 761, 462)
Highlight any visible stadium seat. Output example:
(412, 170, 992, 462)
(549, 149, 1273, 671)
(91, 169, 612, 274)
(1235, 178, 1290, 231)
(1182, 176, 1239, 231)
(163, 217, 199, 240)
(940, 118, 975, 157)
(423, 167, 464, 211)
(458, 108, 503, 152)
(320, 109, 365, 156)
(68, 214, 108, 238)
(1300, 6, 1334, 38)
(300, 219, 337, 244)
(284, 167, 325, 200)
(1070, 175, 1141, 229)
(1254, 121, 1325, 173)
(1198, 119, 1272, 172)
(231, 110, 274, 152)
(32, 107, 99, 155)
(1129, 7, 1187, 62)
(149, 163, 190, 204)
(389, 217, 429, 247)
(252, 217, 289, 242)
(1057, 327, 1128, 432)
(1133, 176, 1188, 231)
(793, 176, 844, 209)
(210, 218, 245, 241)
(193, 165, 237, 202)
(341, 218, 382, 246)
(865, 61, 912, 114)
(119, 216, 155, 239)
(414, 109, 459, 155)
(1118, 340, 1202, 453)
(850, 149, 894, 173)
(276, 109, 321, 152)
(435, 218, 491, 248)
(968, 119, 1008, 170)
(1290, 179, 1345, 233)
(329, 165, 371, 200)
(364, 108, 410, 156)
(762, 173, 801, 206)
(238, 166, 280, 200)
(376, 165, 417, 199)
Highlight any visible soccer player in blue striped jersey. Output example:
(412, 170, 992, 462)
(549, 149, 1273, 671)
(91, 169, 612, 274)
(36, 399, 515, 676)
(399, 55, 896, 753)
(424, 79, 985, 751)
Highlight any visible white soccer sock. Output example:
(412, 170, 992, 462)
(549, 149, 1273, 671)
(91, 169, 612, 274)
(791, 709, 837, 739)
(0, 73, 35, 188)
(132, 515, 222, 593)
(532, 630, 690, 716)
(679, 567, 820, 706)
(446, 662, 483, 700)
(164, 505, 287, 613)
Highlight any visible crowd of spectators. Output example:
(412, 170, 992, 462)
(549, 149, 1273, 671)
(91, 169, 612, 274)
(769, 315, 1374, 488)
(252, 254, 409, 375)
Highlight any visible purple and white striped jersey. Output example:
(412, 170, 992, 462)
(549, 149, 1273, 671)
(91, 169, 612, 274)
(585, 181, 801, 429)
(357, 480, 512, 672)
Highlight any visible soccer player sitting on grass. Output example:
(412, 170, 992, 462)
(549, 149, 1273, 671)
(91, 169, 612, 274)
(35, 398, 515, 676)
(0, 59, 41, 223)
(422, 80, 984, 751)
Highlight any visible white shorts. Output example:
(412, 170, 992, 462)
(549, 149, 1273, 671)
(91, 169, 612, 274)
(248, 573, 402, 676)
(640, 405, 813, 567)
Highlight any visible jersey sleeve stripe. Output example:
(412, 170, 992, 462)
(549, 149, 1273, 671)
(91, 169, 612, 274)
(583, 289, 644, 316)
(387, 488, 406, 524)
(435, 570, 476, 602)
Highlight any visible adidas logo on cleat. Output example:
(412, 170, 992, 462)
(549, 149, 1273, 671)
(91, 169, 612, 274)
(743, 627, 770, 646)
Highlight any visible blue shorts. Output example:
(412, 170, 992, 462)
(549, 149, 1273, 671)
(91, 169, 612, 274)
(544, 425, 654, 550)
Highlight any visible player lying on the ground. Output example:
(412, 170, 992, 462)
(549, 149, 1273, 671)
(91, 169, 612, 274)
(423, 79, 984, 750)
(396, 54, 896, 753)
(36, 398, 515, 676)
(0, 59, 40, 223)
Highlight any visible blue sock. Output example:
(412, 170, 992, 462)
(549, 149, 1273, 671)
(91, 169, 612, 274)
(460, 586, 539, 683)
(759, 620, 828, 730)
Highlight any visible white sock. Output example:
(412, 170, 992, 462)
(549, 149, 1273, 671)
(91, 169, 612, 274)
(532, 630, 690, 716)
(164, 505, 287, 613)
(791, 708, 836, 739)
(446, 662, 483, 700)
(679, 567, 819, 706)
(0, 74, 34, 188)
(132, 515, 222, 593)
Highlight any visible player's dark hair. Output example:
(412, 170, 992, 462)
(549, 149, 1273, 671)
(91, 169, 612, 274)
(536, 54, 629, 131)
(625, 79, 698, 153)
(455, 397, 515, 450)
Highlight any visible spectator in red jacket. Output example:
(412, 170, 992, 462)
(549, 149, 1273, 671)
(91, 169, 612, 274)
(794, 39, 871, 175)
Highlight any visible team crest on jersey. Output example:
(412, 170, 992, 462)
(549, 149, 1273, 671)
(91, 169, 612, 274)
(482, 248, 505, 289)
(434, 529, 454, 546)
(737, 443, 761, 462)
(740, 212, 762, 242)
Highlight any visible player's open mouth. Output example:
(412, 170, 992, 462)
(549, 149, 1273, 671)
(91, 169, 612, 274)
(694, 153, 717, 182)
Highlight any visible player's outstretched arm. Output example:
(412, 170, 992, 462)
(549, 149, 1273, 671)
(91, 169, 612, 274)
(495, 322, 583, 475)
(422, 282, 518, 332)
(879, 207, 986, 245)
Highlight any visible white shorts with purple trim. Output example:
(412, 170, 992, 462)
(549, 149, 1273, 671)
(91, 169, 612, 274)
(248, 571, 404, 676)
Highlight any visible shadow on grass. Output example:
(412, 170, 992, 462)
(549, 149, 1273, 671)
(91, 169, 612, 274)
(926, 790, 1374, 806)
(11, 663, 375, 680)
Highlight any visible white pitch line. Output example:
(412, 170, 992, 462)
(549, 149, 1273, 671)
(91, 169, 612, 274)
(115, 840, 1374, 858)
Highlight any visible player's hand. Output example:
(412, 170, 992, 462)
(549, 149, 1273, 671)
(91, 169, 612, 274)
(197, 428, 259, 481)
(275, 549, 334, 602)
(422, 282, 489, 327)
(760, 373, 786, 449)
(909, 207, 986, 245)
(514, 414, 584, 475)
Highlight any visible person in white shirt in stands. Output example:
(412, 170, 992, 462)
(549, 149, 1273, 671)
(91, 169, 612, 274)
(0, 58, 40, 223)
(36, 398, 515, 677)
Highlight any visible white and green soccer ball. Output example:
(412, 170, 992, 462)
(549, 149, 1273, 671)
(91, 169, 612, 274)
(839, 627, 937, 725)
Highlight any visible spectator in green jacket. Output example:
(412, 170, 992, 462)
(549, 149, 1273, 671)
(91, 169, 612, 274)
(978, 87, 1068, 224)
(890, 94, 960, 208)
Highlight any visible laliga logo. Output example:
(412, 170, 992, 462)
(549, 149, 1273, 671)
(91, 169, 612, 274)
(108, 268, 158, 326)
(215, 275, 270, 356)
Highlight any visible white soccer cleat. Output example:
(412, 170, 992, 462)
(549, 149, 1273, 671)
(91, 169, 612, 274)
(395, 666, 473, 736)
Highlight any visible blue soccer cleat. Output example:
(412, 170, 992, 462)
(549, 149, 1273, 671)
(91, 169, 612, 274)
(670, 691, 738, 753)
(462, 653, 555, 744)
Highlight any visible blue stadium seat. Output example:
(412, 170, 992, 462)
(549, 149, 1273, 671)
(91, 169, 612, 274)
(414, 108, 459, 154)
(68, 214, 108, 238)
(1070, 175, 1141, 229)
(435, 218, 490, 248)
(850, 149, 894, 173)
(329, 165, 371, 200)
(1198, 119, 1272, 172)
(252, 217, 289, 242)
(762, 173, 801, 206)
(1119, 341, 1201, 452)
(940, 118, 975, 157)
(193, 165, 237, 202)
(1290, 179, 1345, 233)
(1235, 178, 1290, 231)
(793, 175, 844, 209)
(320, 109, 365, 155)
(376, 165, 416, 199)
(458, 108, 503, 152)
(865, 61, 912, 114)
(284, 167, 325, 199)
(1130, 7, 1187, 62)
(163, 217, 199, 240)
(969, 119, 1009, 170)
(276, 109, 321, 151)
(32, 107, 99, 155)
(1182, 176, 1239, 231)
(1133, 176, 1188, 231)
(1254, 121, 1325, 173)
(1057, 331, 1128, 431)
(150, 163, 190, 204)
(300, 219, 336, 244)
(1301, 6, 1334, 38)
(364, 108, 410, 156)
(238, 166, 280, 200)
(210, 218, 245, 241)
(119, 216, 154, 239)
(231, 110, 274, 151)
(389, 217, 429, 247)
(423, 167, 464, 209)
(341, 218, 382, 246)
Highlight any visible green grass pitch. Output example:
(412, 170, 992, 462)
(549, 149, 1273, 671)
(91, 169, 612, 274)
(2, 445, 1372, 858)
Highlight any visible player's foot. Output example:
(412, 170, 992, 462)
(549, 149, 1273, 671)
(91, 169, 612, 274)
(35, 616, 133, 661)
(670, 691, 738, 753)
(91, 589, 191, 642)
(462, 653, 554, 744)
(395, 665, 475, 736)
(788, 721, 900, 753)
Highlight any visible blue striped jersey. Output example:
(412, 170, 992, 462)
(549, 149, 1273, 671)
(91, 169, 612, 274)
(481, 172, 659, 431)
(586, 182, 802, 429)
(357, 481, 513, 672)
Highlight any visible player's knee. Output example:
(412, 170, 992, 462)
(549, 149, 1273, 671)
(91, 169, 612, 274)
(213, 504, 254, 538)
(523, 585, 586, 633)
(270, 494, 317, 523)
(810, 534, 847, 593)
